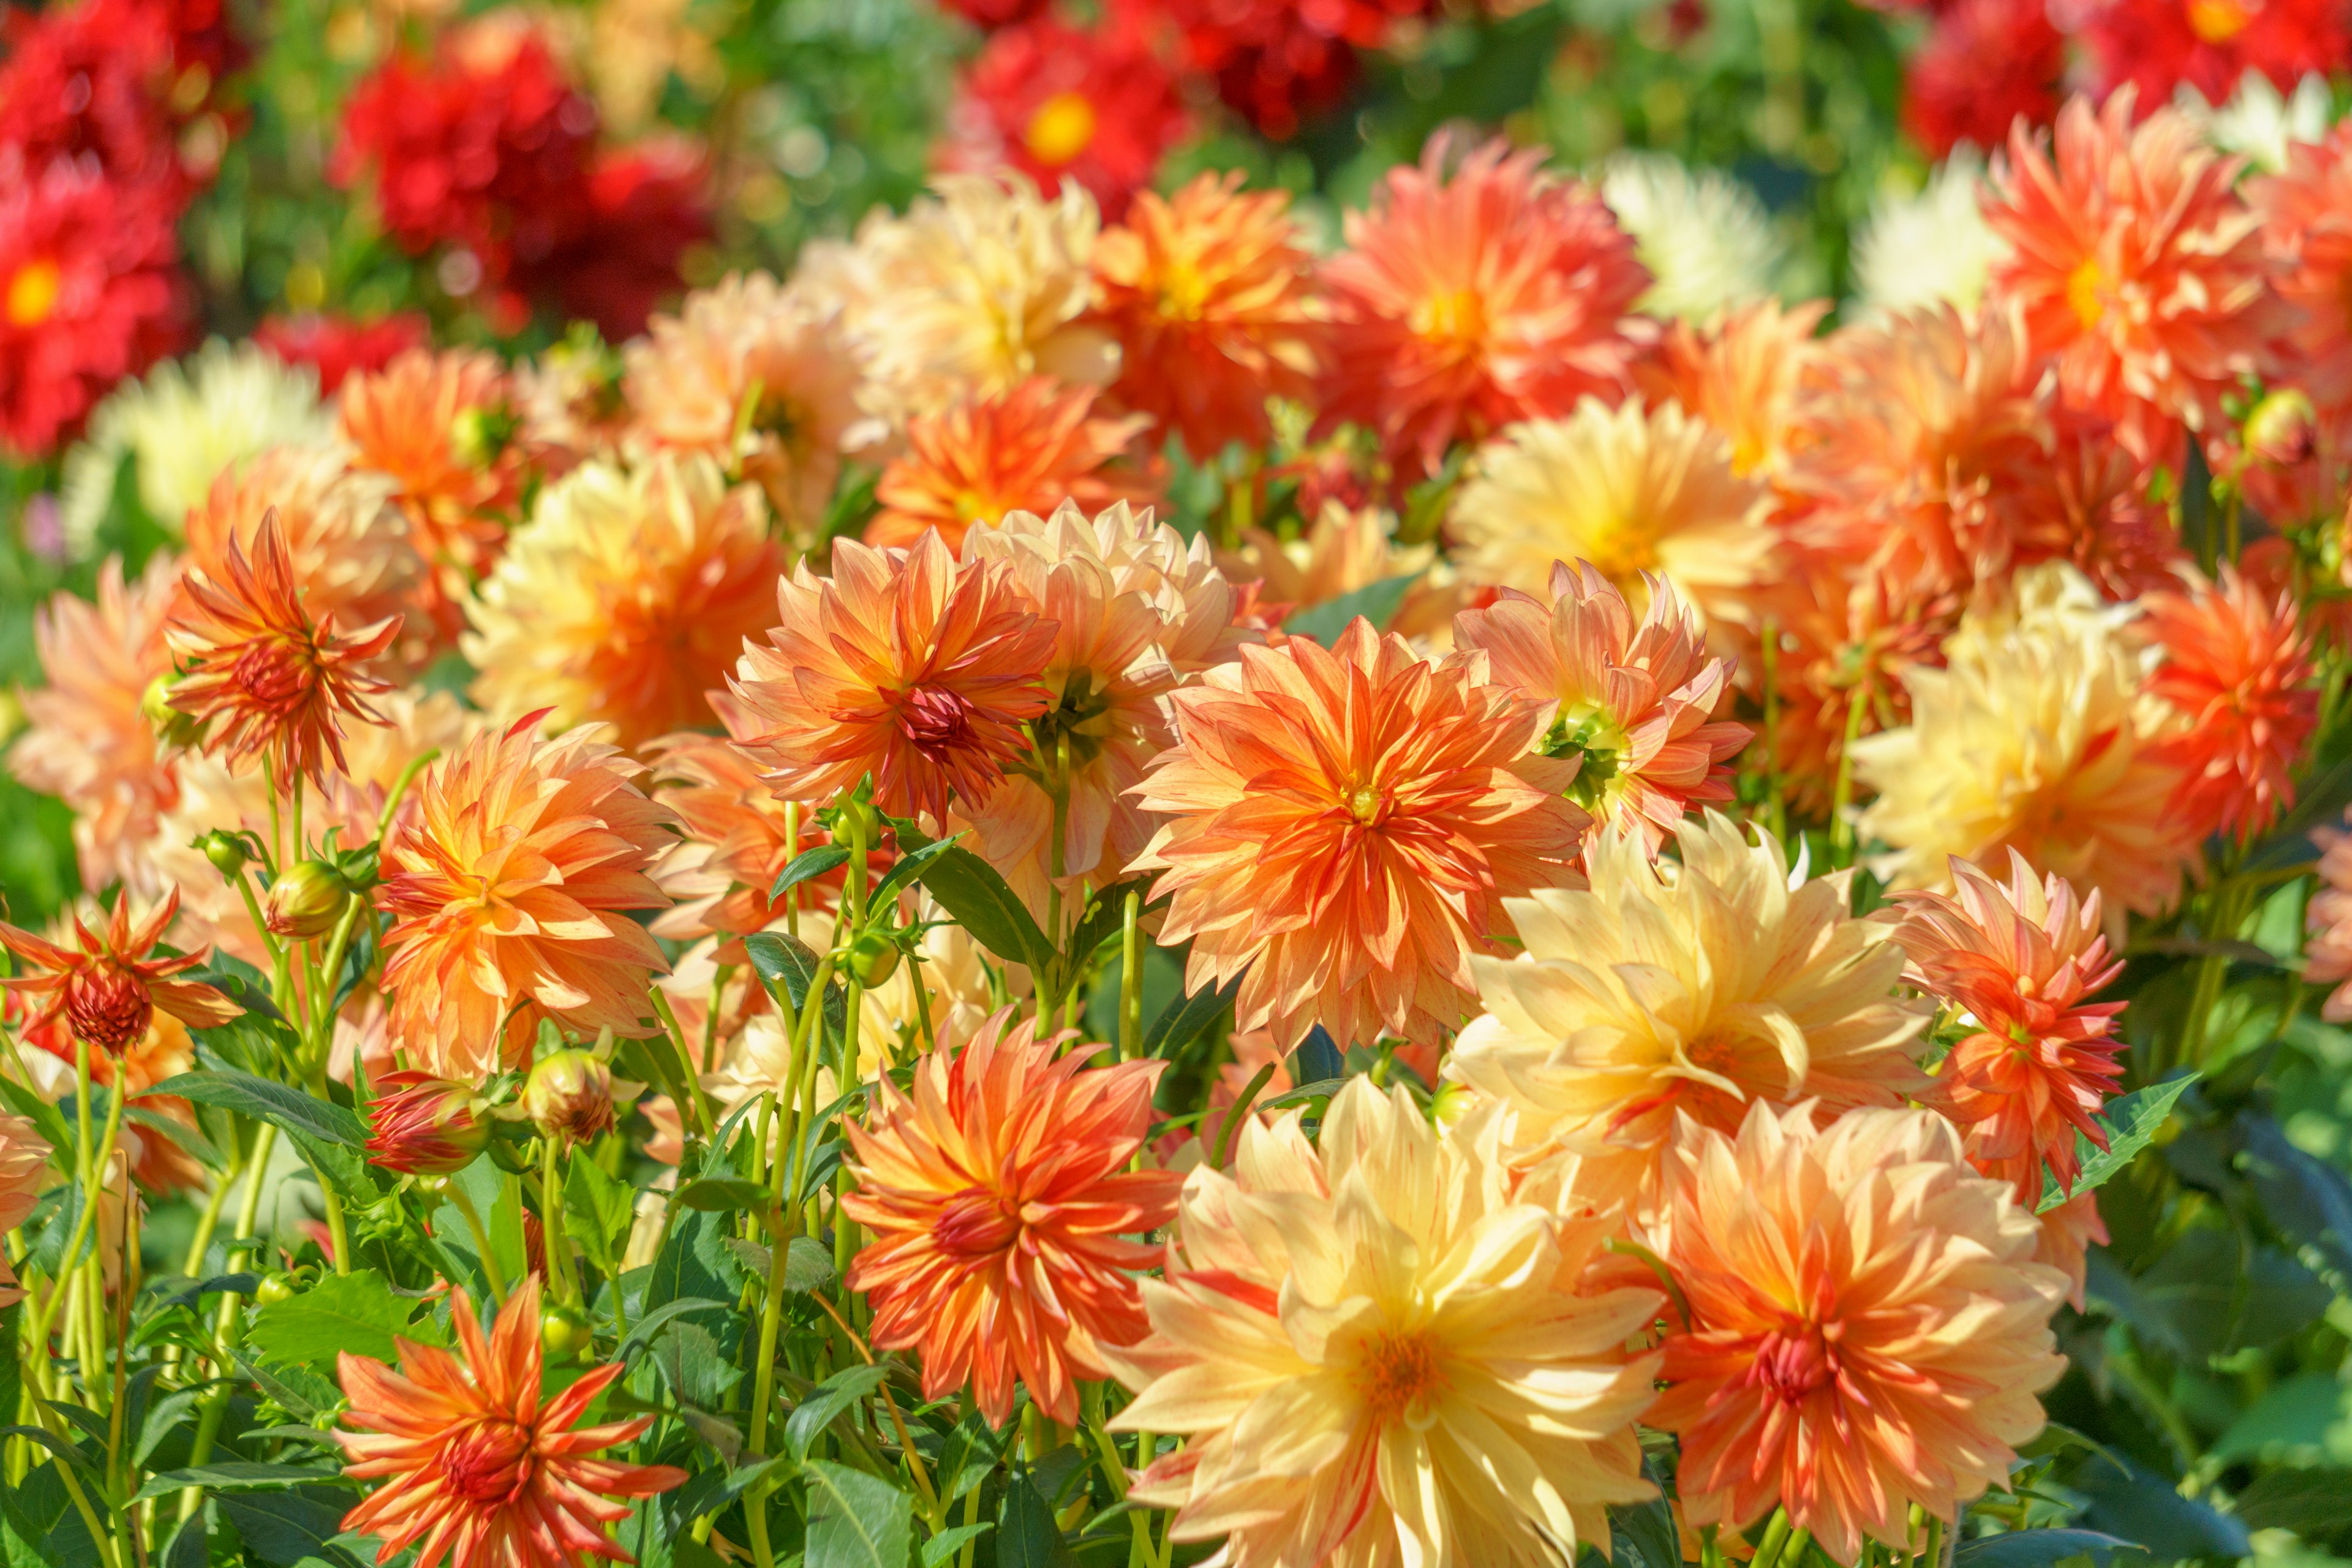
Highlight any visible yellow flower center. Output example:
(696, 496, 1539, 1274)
(2065, 258, 2106, 331)
(1024, 92, 1098, 167)
(1157, 257, 1213, 322)
(1409, 287, 1487, 352)
(1357, 1327, 1447, 1423)
(6, 259, 61, 328)
(2187, 0, 2255, 40)
(1344, 782, 1388, 826)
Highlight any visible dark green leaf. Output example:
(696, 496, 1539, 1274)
(995, 1472, 1077, 1568)
(921, 1524, 991, 1568)
(741, 931, 846, 1046)
(1144, 971, 1241, 1060)
(2041, 1073, 2198, 1213)
(912, 845, 1056, 979)
(675, 1177, 774, 1214)
(214, 1486, 366, 1568)
(803, 1458, 913, 1568)
(1281, 574, 1417, 646)
(650, 1321, 742, 1408)
(245, 1269, 439, 1370)
(2236, 1468, 2352, 1542)
(786, 1363, 889, 1458)
(227, 1349, 336, 1421)
(1061, 876, 1156, 969)
(1607, 1455, 1678, 1568)
(153, 1067, 382, 1207)
(131, 1461, 344, 1504)
(781, 1235, 837, 1294)
(2237, 1112, 2352, 1283)
(159, 1515, 208, 1568)
(0, 1074, 71, 1154)
(2074, 1457, 2248, 1558)
(869, 830, 966, 909)
(645, 1208, 737, 1310)
(617, 1296, 731, 1359)
(1950, 1531, 2140, 1568)
(125, 1104, 224, 1169)
(565, 1155, 636, 1273)
(1259, 1078, 1347, 1110)
(134, 1385, 208, 1467)
(771, 844, 852, 900)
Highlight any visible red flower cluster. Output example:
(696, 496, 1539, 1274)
(1902, 0, 2065, 157)
(2082, 0, 2348, 109)
(1121, 0, 1436, 140)
(333, 23, 710, 338)
(255, 312, 432, 394)
(944, 17, 1188, 218)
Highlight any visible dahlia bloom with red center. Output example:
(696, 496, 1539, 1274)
(1648, 1102, 2068, 1562)
(2142, 566, 2318, 842)
(842, 1008, 1179, 1425)
(1983, 90, 2291, 458)
(1316, 136, 1652, 483)
(1894, 851, 2128, 1200)
(2251, 125, 2352, 417)
(1453, 560, 1749, 851)
(0, 156, 187, 457)
(165, 511, 402, 789)
(946, 17, 1188, 221)
(2084, 0, 2348, 110)
(336, 1277, 686, 1568)
(1091, 171, 1325, 461)
(1129, 617, 1588, 1049)
(729, 532, 1057, 823)
(866, 378, 1156, 554)
(0, 887, 237, 1055)
(1901, 0, 2065, 160)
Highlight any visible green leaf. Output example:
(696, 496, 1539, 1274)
(2040, 1072, 2198, 1213)
(911, 845, 1057, 980)
(803, 1458, 913, 1568)
(785, 1363, 889, 1459)
(245, 1270, 439, 1371)
(781, 1235, 837, 1294)
(2236, 1467, 2352, 1540)
(214, 1487, 364, 1568)
(741, 932, 846, 1046)
(674, 1177, 774, 1214)
(995, 1472, 1078, 1568)
(1061, 876, 1156, 970)
(921, 1524, 991, 1568)
(1607, 1456, 1678, 1568)
(769, 845, 851, 901)
(870, 829, 967, 909)
(1144, 972, 1241, 1060)
(1950, 1531, 2139, 1568)
(134, 1385, 207, 1467)
(617, 1296, 731, 1360)
(227, 1349, 336, 1421)
(0, 1074, 71, 1156)
(131, 1462, 344, 1504)
(125, 1106, 224, 1170)
(565, 1155, 636, 1273)
(649, 1321, 742, 1409)
(159, 1516, 207, 1568)
(153, 1068, 381, 1208)
(1281, 573, 1418, 647)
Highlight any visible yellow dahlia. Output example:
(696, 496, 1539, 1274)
(1852, 562, 2201, 926)
(1447, 813, 1929, 1216)
(1109, 1079, 1664, 1568)
(1450, 396, 1776, 628)
(1213, 500, 1434, 624)
(463, 453, 784, 750)
(1648, 1102, 2068, 1562)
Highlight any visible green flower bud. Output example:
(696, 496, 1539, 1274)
(522, 1049, 616, 1146)
(540, 1300, 592, 1363)
(198, 829, 249, 878)
(848, 929, 901, 988)
(264, 859, 350, 941)
(254, 1275, 297, 1307)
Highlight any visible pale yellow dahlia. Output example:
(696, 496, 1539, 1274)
(462, 453, 783, 749)
(1852, 563, 2201, 927)
(812, 172, 1117, 431)
(1450, 396, 1775, 628)
(1109, 1079, 1664, 1568)
(1447, 812, 1930, 1216)
(622, 273, 869, 526)
(1214, 500, 1434, 620)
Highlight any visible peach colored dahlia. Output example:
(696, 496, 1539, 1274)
(2250, 122, 2352, 417)
(866, 377, 1154, 554)
(2301, 810, 2352, 1022)
(377, 715, 677, 1078)
(1109, 1079, 1664, 1568)
(1317, 136, 1651, 481)
(336, 1277, 685, 1568)
(1129, 617, 1586, 1049)
(644, 701, 832, 946)
(0, 1111, 48, 1306)
(842, 1008, 1177, 1425)
(1454, 560, 1749, 850)
(2141, 565, 2318, 843)
(1447, 813, 1928, 1216)
(339, 347, 519, 594)
(1633, 298, 1827, 480)
(729, 532, 1056, 823)
(1648, 1102, 2068, 1562)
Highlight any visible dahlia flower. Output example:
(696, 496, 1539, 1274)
(1090, 170, 1324, 460)
(2182, 69, 2332, 172)
(9, 554, 182, 894)
(364, 1071, 491, 1177)
(0, 157, 186, 460)
(945, 16, 1188, 219)
(842, 1008, 1178, 1425)
(645, 711, 826, 945)
(2084, 0, 2347, 111)
(255, 312, 430, 395)
(1450, 397, 1774, 627)
(378, 715, 677, 1078)
(2304, 813, 2352, 1020)
(952, 500, 1248, 914)
(524, 138, 711, 342)
(1599, 151, 1784, 322)
(622, 272, 867, 526)
(0, 886, 236, 1054)
(2142, 567, 2317, 842)
(1632, 298, 1826, 479)
(339, 347, 519, 588)
(1894, 850, 2127, 1200)
(1648, 1102, 2068, 1563)
(867, 379, 1153, 554)
(0, 0, 193, 197)
(336, 1277, 686, 1568)
(1317, 137, 1651, 480)
(729, 532, 1056, 824)
(1130, 618, 1586, 1049)
(1109, 1079, 1665, 1568)
(1851, 154, 2003, 320)
(1448, 813, 1928, 1215)
(2004, 408, 2185, 600)
(1853, 563, 2201, 925)
(1454, 561, 1749, 848)
(2251, 125, 2352, 416)
(0, 1112, 50, 1306)
(1213, 501, 1434, 624)
(464, 454, 783, 749)
(1983, 90, 2290, 456)
(1901, 0, 2064, 159)
(1130, 0, 1429, 141)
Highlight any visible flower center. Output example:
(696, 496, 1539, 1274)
(1356, 1327, 1447, 1423)
(933, 1185, 1020, 1259)
(1409, 287, 1486, 352)
(1747, 1321, 1843, 1405)
(2065, 258, 2105, 331)
(66, 965, 152, 1055)
(1024, 92, 1097, 166)
(897, 685, 981, 763)
(1158, 258, 1212, 321)
(442, 1419, 535, 1506)
(232, 636, 320, 712)
(6, 259, 61, 328)
(2187, 0, 2255, 39)
(1343, 782, 1389, 826)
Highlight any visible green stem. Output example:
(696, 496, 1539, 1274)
(180, 1123, 276, 1526)
(539, 1135, 576, 1306)
(29, 1046, 124, 1355)
(745, 1092, 791, 1568)
(1119, 889, 1142, 1061)
(1749, 1510, 1795, 1568)
(444, 1180, 508, 1306)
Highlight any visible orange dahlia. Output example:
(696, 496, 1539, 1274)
(728, 532, 1057, 823)
(9, 554, 182, 895)
(1130, 617, 1586, 1049)
(165, 511, 401, 789)
(1984, 89, 2290, 457)
(865, 377, 1155, 554)
(0, 886, 237, 1054)
(842, 1008, 1177, 1425)
(2252, 124, 2352, 416)
(336, 1276, 685, 1568)
(2142, 565, 2318, 843)
(2004, 408, 2185, 601)
(1894, 850, 2127, 1202)
(1648, 1102, 2068, 1563)
(339, 347, 519, 606)
(1090, 170, 1324, 460)
(1317, 135, 1651, 481)
(1633, 298, 1827, 479)
(644, 704, 832, 944)
(0, 1110, 48, 1306)
(378, 715, 677, 1079)
(1453, 560, 1749, 850)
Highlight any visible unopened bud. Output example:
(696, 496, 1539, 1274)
(848, 930, 901, 988)
(263, 859, 350, 941)
(2247, 388, 2319, 469)
(450, 404, 518, 470)
(364, 1071, 492, 1175)
(833, 794, 881, 849)
(540, 1300, 592, 1363)
(254, 1275, 297, 1307)
(66, 963, 151, 1054)
(197, 829, 249, 878)
(1428, 1079, 1476, 1129)
(140, 674, 202, 749)
(522, 1049, 616, 1146)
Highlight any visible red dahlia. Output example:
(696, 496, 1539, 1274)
(2084, 0, 2348, 109)
(255, 312, 431, 394)
(1903, 0, 2065, 158)
(1120, 0, 1435, 141)
(945, 17, 1188, 220)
